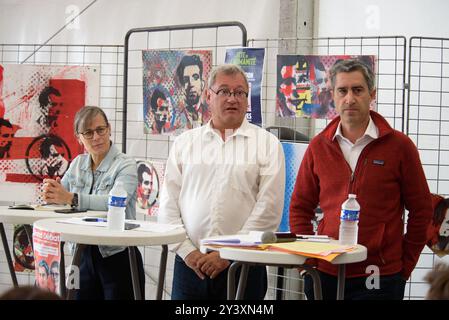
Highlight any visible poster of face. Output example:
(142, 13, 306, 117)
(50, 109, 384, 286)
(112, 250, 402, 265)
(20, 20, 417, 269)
(0, 64, 100, 203)
(13, 224, 35, 272)
(142, 50, 212, 135)
(276, 55, 376, 119)
(136, 159, 166, 216)
(33, 226, 61, 294)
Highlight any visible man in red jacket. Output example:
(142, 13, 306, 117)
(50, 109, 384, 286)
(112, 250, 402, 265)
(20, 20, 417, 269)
(289, 59, 432, 300)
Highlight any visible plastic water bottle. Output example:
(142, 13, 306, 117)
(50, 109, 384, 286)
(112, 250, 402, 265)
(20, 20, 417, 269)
(107, 181, 127, 231)
(339, 194, 360, 245)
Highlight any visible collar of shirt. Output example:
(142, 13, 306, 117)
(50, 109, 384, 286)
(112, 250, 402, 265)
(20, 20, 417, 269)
(203, 118, 252, 140)
(333, 116, 379, 145)
(79, 142, 119, 172)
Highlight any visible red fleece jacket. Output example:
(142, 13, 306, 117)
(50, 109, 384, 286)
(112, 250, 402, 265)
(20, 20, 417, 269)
(289, 111, 432, 279)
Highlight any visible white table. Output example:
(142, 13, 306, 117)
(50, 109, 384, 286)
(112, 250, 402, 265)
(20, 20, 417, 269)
(0, 206, 106, 290)
(34, 218, 186, 300)
(201, 239, 367, 300)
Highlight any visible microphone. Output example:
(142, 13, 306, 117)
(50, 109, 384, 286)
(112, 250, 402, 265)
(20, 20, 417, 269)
(260, 232, 330, 244)
(261, 231, 297, 244)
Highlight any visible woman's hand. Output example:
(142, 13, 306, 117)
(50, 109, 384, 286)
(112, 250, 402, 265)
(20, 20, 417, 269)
(42, 177, 73, 205)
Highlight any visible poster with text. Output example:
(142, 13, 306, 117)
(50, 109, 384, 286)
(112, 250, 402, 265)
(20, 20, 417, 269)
(0, 64, 100, 204)
(136, 159, 166, 216)
(225, 48, 265, 125)
(142, 50, 212, 135)
(276, 55, 376, 119)
(33, 226, 61, 294)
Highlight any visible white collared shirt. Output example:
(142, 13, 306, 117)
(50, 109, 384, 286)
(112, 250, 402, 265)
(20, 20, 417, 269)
(333, 116, 379, 172)
(158, 119, 286, 259)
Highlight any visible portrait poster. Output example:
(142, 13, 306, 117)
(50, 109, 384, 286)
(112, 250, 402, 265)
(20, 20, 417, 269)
(0, 64, 100, 204)
(279, 142, 308, 232)
(142, 50, 212, 135)
(12, 224, 35, 272)
(33, 226, 61, 294)
(276, 55, 376, 119)
(136, 159, 166, 216)
(225, 47, 265, 125)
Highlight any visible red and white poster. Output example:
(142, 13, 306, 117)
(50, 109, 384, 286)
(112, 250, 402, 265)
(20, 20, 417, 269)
(0, 64, 100, 204)
(33, 226, 61, 294)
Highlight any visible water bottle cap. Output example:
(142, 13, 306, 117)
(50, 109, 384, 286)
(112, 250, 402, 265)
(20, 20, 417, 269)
(348, 194, 357, 198)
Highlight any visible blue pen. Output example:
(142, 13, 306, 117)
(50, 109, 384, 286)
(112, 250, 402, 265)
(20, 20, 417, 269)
(83, 217, 107, 222)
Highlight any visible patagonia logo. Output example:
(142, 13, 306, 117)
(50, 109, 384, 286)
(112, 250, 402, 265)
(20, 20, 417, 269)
(373, 159, 385, 166)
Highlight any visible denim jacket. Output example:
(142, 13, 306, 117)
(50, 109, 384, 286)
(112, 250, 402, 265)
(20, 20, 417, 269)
(61, 143, 137, 257)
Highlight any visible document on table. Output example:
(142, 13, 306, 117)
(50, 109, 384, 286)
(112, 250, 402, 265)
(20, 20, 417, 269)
(57, 217, 182, 233)
(34, 204, 72, 211)
(268, 241, 355, 262)
(57, 217, 107, 227)
(201, 231, 265, 247)
(134, 222, 183, 233)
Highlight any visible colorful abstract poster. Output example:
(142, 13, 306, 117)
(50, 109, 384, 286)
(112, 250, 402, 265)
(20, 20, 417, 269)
(33, 226, 61, 294)
(142, 50, 212, 135)
(279, 142, 308, 232)
(225, 48, 265, 125)
(0, 64, 100, 203)
(276, 55, 376, 119)
(136, 159, 166, 216)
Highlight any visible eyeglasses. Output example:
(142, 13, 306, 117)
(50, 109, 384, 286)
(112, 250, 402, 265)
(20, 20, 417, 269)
(209, 88, 248, 100)
(79, 125, 109, 139)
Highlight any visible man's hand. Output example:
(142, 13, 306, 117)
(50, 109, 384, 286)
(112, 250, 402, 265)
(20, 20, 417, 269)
(197, 251, 230, 279)
(184, 250, 207, 280)
(42, 177, 73, 205)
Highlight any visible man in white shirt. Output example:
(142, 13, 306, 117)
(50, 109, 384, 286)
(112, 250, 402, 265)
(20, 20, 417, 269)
(158, 64, 285, 300)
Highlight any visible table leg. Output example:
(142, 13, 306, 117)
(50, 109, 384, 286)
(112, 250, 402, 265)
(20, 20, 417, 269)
(235, 263, 249, 300)
(227, 261, 242, 300)
(0, 222, 18, 287)
(128, 246, 142, 300)
(276, 267, 285, 300)
(336, 264, 346, 300)
(156, 245, 168, 300)
(59, 241, 66, 298)
(66, 244, 86, 300)
(301, 265, 323, 300)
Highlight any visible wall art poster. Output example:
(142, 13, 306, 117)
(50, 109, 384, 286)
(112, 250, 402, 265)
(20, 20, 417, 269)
(0, 64, 100, 204)
(142, 50, 212, 135)
(276, 55, 376, 119)
(136, 159, 166, 216)
(225, 47, 265, 125)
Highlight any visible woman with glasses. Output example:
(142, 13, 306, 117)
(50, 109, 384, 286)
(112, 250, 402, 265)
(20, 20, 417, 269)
(42, 105, 145, 300)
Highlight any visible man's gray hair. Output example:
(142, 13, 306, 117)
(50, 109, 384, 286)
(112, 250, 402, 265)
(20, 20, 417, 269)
(74, 106, 109, 135)
(329, 59, 376, 91)
(207, 64, 249, 90)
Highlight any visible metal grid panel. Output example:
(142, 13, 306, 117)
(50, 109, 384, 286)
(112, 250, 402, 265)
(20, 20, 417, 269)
(247, 36, 407, 138)
(407, 37, 449, 300)
(0, 44, 124, 146)
(0, 43, 124, 293)
(122, 22, 246, 162)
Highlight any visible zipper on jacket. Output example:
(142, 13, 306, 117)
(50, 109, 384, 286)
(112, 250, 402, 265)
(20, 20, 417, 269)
(348, 146, 371, 195)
